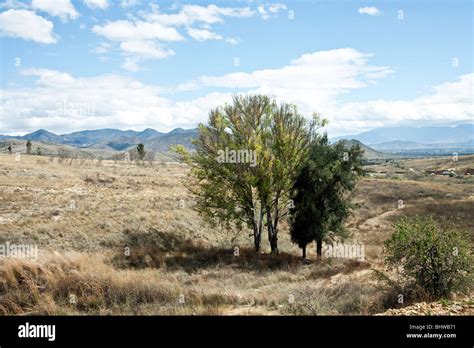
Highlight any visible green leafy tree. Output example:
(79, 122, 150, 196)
(177, 95, 319, 253)
(26, 140, 32, 154)
(260, 104, 320, 253)
(36, 147, 42, 156)
(384, 217, 472, 298)
(7, 144, 12, 155)
(136, 143, 146, 161)
(289, 136, 364, 259)
(184, 95, 271, 252)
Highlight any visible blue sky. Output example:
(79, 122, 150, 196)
(0, 0, 472, 136)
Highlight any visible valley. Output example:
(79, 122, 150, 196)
(0, 151, 472, 315)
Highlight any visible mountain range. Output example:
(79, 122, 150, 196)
(331, 124, 474, 154)
(0, 128, 198, 153)
(1, 123, 473, 158)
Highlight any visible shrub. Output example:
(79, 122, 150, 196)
(384, 216, 472, 299)
(26, 140, 32, 154)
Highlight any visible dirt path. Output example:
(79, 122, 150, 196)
(222, 305, 280, 315)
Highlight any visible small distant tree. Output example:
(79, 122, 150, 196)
(58, 149, 71, 163)
(137, 143, 146, 161)
(289, 136, 364, 259)
(111, 153, 123, 164)
(36, 147, 42, 156)
(144, 150, 155, 166)
(384, 217, 473, 298)
(26, 140, 32, 154)
(7, 144, 12, 154)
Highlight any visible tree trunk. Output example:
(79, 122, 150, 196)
(272, 198, 280, 254)
(253, 224, 261, 252)
(269, 233, 278, 254)
(266, 209, 279, 254)
(316, 239, 322, 260)
(302, 245, 306, 259)
(252, 206, 264, 252)
(252, 220, 262, 252)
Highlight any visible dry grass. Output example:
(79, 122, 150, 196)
(0, 153, 472, 315)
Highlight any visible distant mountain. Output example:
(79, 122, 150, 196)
(20, 129, 64, 143)
(168, 127, 187, 135)
(336, 139, 393, 159)
(139, 128, 163, 140)
(145, 128, 197, 152)
(332, 124, 474, 145)
(372, 139, 474, 152)
(5, 124, 472, 158)
(59, 128, 162, 147)
(0, 128, 197, 154)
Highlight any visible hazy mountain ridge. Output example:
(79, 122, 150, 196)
(371, 139, 474, 151)
(2, 123, 473, 158)
(331, 124, 474, 145)
(331, 124, 474, 155)
(0, 128, 198, 153)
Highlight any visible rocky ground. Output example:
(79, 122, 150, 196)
(378, 297, 474, 316)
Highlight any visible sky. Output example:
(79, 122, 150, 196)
(0, 0, 472, 136)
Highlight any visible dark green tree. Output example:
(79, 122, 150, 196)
(26, 140, 32, 154)
(7, 144, 12, 154)
(136, 143, 146, 161)
(289, 136, 364, 259)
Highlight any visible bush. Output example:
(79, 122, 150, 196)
(384, 216, 472, 299)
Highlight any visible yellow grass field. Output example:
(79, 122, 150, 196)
(1, 153, 473, 315)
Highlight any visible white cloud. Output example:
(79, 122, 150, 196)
(89, 3, 281, 69)
(121, 57, 139, 72)
(31, 0, 78, 21)
(20, 68, 76, 86)
(174, 49, 471, 136)
(187, 27, 223, 41)
(257, 6, 268, 20)
(0, 68, 230, 134)
(330, 74, 474, 134)
(257, 3, 287, 20)
(0, 49, 390, 134)
(120, 40, 174, 59)
(3, 50, 470, 136)
(268, 3, 287, 13)
(0, 0, 29, 10)
(84, 0, 109, 10)
(139, 3, 254, 46)
(92, 20, 184, 42)
(225, 37, 240, 45)
(358, 6, 381, 16)
(91, 41, 112, 54)
(0, 9, 56, 44)
(92, 19, 183, 67)
(143, 4, 255, 27)
(120, 0, 140, 8)
(188, 48, 394, 108)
